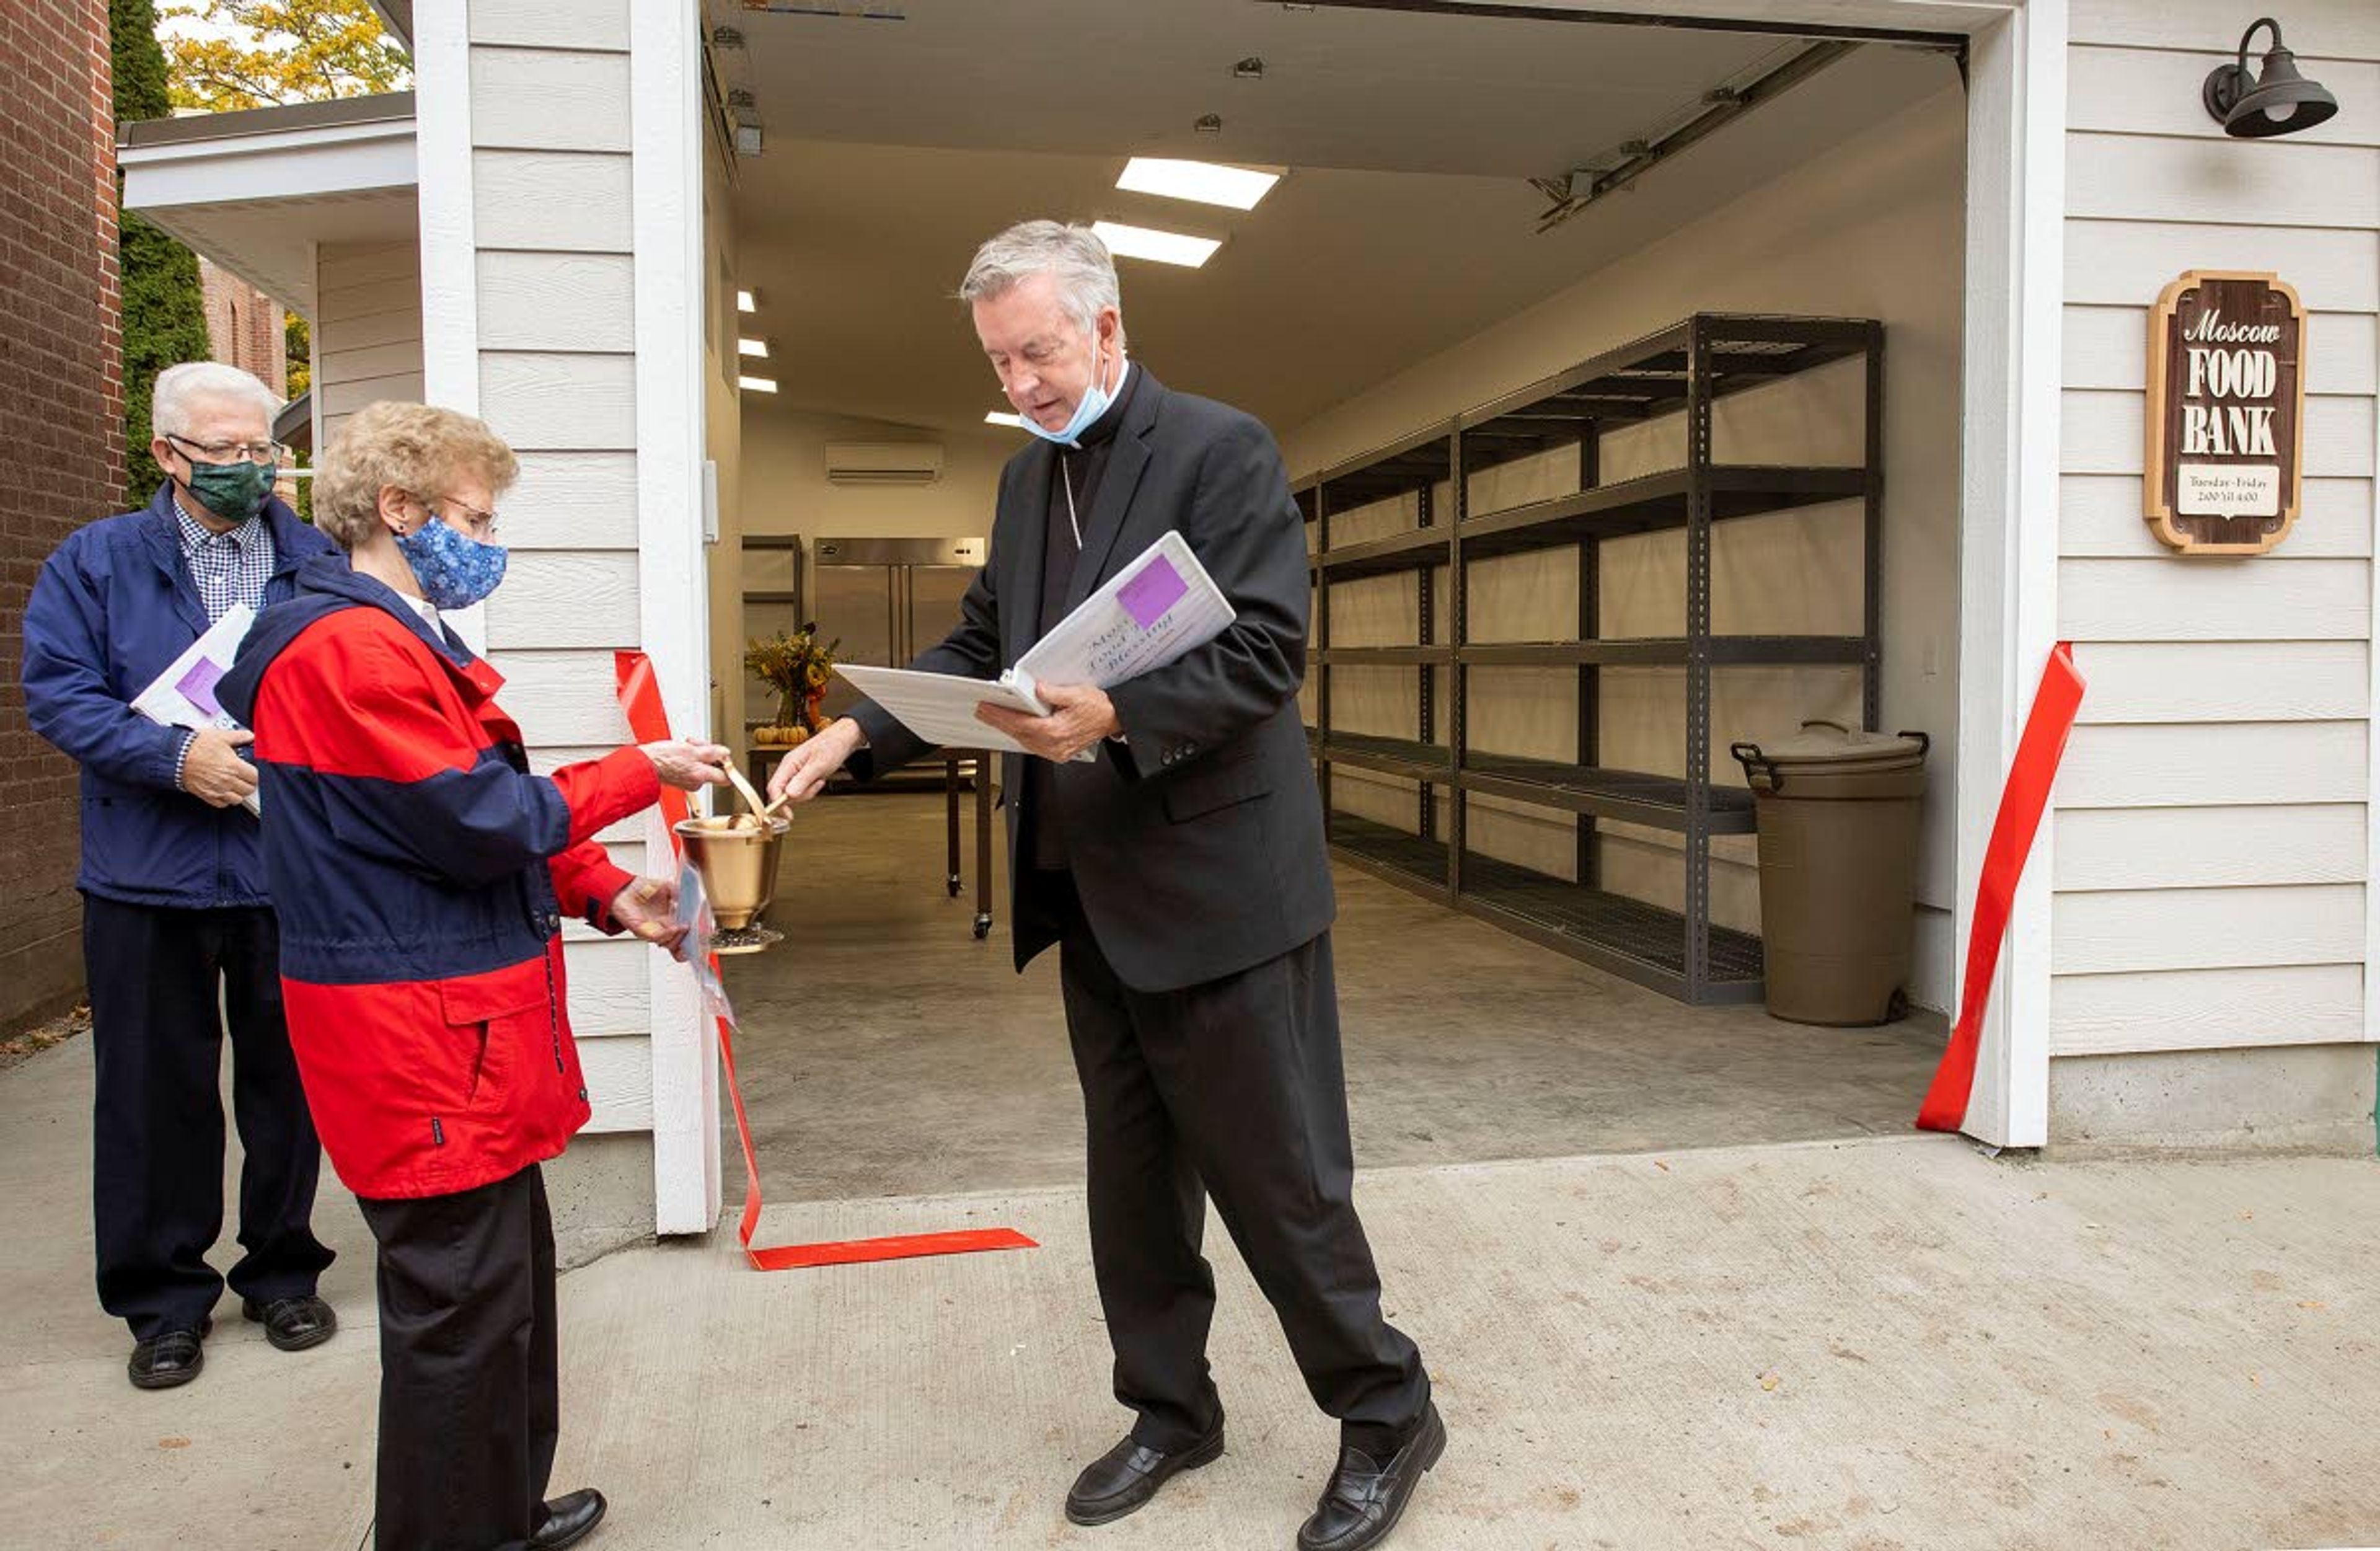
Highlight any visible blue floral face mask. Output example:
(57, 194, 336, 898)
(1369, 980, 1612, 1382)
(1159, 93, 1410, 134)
(394, 508, 508, 611)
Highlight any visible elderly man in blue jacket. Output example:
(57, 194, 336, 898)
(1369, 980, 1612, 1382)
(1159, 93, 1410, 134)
(23, 362, 341, 1390)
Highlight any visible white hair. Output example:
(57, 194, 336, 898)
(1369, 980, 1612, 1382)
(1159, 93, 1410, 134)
(151, 361, 282, 439)
(959, 220, 1122, 338)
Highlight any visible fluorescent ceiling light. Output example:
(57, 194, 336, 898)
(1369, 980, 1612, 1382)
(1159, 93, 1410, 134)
(1091, 221, 1222, 268)
(739, 337, 769, 358)
(1116, 157, 1279, 211)
(739, 374, 778, 393)
(985, 411, 1028, 428)
(737, 289, 757, 313)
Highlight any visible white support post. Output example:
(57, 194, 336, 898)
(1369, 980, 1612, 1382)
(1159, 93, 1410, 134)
(409, 0, 487, 655)
(632, 0, 723, 1235)
(1953, 0, 2065, 1149)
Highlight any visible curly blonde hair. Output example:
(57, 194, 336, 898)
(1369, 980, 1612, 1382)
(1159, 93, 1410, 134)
(311, 401, 520, 550)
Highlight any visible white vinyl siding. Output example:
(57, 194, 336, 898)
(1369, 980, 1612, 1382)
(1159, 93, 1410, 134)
(312, 240, 423, 447)
(2050, 0, 2380, 1060)
(461, 7, 650, 1135)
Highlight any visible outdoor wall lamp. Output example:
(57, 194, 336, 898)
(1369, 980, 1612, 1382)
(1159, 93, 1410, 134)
(2202, 18, 2338, 138)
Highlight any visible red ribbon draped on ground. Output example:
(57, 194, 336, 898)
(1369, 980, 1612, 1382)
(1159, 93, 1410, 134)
(613, 651, 1037, 1271)
(1915, 642, 2086, 1134)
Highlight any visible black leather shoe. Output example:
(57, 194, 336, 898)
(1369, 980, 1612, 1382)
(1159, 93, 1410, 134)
(1064, 1423, 1226, 1527)
(242, 1295, 338, 1352)
(128, 1327, 206, 1390)
(530, 1488, 607, 1549)
(1296, 1402, 1446, 1551)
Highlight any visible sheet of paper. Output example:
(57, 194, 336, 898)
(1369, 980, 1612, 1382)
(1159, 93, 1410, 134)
(1015, 529, 1233, 693)
(132, 603, 261, 815)
(832, 663, 1092, 762)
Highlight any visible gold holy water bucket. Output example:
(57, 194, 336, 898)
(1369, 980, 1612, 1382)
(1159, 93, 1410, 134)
(674, 816, 789, 933)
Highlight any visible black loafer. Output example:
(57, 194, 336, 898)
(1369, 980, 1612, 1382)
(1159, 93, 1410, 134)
(242, 1295, 338, 1352)
(1296, 1402, 1446, 1551)
(129, 1327, 206, 1390)
(1064, 1423, 1225, 1527)
(530, 1488, 607, 1550)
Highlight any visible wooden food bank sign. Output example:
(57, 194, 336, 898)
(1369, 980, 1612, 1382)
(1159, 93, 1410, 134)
(2144, 270, 2307, 555)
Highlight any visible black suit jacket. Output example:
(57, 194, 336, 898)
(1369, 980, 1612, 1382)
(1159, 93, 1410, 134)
(847, 369, 1333, 992)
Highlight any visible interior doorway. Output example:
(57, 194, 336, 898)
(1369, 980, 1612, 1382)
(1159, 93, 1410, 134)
(694, 0, 1985, 1203)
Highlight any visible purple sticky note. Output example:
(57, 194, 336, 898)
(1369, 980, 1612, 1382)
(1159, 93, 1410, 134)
(176, 657, 226, 718)
(1118, 555, 1188, 629)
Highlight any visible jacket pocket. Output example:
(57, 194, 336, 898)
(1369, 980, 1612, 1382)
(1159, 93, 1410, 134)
(436, 959, 550, 1111)
(1159, 756, 1272, 823)
(82, 792, 203, 896)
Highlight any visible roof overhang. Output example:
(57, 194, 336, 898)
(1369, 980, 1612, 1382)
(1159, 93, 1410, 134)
(275, 390, 314, 454)
(367, 1, 413, 51)
(119, 93, 419, 316)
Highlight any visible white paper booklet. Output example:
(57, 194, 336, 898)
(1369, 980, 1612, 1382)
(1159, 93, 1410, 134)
(832, 663, 1073, 761)
(834, 530, 1234, 762)
(132, 603, 262, 815)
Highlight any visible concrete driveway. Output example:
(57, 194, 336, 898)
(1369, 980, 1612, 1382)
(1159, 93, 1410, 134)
(7, 1022, 2378, 1550)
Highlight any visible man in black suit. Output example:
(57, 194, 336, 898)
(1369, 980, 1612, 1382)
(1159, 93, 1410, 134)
(770, 220, 1439, 1550)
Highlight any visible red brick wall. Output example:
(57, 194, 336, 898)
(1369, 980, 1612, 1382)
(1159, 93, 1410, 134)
(200, 258, 286, 394)
(0, 0, 117, 1031)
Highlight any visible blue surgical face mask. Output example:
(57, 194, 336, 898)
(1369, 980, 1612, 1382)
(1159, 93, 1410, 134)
(394, 510, 508, 611)
(1022, 332, 1122, 449)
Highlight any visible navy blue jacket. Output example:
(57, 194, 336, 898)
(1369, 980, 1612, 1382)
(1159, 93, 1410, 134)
(20, 484, 337, 908)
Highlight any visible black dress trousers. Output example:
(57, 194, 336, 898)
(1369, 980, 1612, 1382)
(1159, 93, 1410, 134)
(83, 895, 333, 1340)
(356, 1163, 560, 1551)
(1041, 873, 1430, 1456)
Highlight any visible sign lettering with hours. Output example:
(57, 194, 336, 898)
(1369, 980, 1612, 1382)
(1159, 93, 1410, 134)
(2144, 270, 2307, 555)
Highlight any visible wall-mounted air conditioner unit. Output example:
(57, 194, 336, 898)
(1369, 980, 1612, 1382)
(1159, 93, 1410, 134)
(824, 441, 943, 485)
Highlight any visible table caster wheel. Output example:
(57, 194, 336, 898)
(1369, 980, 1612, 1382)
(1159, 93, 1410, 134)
(947, 874, 961, 897)
(973, 915, 992, 940)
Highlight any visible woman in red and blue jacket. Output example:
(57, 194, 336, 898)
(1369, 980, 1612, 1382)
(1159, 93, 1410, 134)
(219, 402, 727, 1551)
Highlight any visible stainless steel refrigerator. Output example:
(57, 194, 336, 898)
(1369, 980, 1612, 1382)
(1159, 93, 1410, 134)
(807, 535, 987, 721)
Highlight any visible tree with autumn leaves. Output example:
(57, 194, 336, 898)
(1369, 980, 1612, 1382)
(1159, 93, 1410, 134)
(162, 0, 408, 112)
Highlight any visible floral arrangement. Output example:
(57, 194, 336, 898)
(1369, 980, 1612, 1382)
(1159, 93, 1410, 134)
(745, 624, 839, 746)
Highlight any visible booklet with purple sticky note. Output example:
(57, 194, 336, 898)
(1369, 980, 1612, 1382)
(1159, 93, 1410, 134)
(132, 603, 262, 815)
(834, 530, 1233, 762)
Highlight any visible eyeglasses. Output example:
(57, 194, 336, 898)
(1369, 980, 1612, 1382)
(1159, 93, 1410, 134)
(412, 492, 500, 541)
(167, 435, 286, 466)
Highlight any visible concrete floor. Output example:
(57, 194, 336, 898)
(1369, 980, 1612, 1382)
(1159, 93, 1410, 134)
(727, 793, 1948, 1203)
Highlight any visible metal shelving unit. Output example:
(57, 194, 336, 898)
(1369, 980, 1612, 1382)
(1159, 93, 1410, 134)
(1298, 313, 1884, 1004)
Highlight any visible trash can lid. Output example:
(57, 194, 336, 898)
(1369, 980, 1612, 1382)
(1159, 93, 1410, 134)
(1747, 721, 1928, 769)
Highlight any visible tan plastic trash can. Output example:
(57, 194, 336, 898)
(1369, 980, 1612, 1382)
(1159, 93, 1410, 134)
(1730, 721, 1929, 1027)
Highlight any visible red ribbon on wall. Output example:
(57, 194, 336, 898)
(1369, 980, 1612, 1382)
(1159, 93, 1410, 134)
(1915, 642, 2087, 1134)
(614, 651, 1037, 1271)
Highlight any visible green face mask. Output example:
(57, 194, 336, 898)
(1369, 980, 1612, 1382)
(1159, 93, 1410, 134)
(179, 449, 275, 521)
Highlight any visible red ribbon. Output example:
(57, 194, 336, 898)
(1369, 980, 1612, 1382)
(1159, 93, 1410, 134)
(613, 651, 1038, 1271)
(1916, 642, 2086, 1134)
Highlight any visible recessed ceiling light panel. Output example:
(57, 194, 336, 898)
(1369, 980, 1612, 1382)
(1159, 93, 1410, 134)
(1091, 221, 1222, 269)
(739, 375, 778, 393)
(1116, 157, 1280, 211)
(738, 338, 769, 358)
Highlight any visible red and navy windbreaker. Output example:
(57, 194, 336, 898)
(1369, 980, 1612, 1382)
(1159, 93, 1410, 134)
(218, 555, 661, 1200)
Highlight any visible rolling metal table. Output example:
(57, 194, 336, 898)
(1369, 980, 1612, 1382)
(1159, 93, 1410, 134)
(746, 745, 995, 940)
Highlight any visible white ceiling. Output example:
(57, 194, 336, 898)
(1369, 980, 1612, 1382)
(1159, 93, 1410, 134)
(719, 1, 1959, 437)
(137, 188, 416, 315)
(723, 0, 1802, 177)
